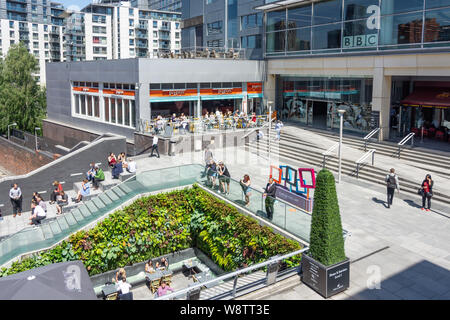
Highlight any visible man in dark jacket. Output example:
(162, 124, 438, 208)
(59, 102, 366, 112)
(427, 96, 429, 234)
(263, 178, 277, 220)
(112, 160, 123, 179)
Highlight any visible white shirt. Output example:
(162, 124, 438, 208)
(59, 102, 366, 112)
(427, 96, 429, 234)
(34, 205, 46, 217)
(117, 280, 131, 294)
(153, 136, 158, 145)
(127, 161, 136, 173)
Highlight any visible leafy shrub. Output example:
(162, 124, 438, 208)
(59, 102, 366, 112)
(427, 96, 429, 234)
(0, 185, 302, 277)
(309, 169, 346, 266)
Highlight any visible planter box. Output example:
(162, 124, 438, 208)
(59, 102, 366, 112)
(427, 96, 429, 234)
(301, 253, 350, 298)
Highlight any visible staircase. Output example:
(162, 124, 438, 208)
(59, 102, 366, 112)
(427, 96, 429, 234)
(244, 130, 450, 206)
(0, 171, 142, 266)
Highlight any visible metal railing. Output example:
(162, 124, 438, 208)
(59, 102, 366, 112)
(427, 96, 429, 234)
(154, 247, 309, 301)
(363, 128, 380, 151)
(397, 132, 415, 159)
(355, 149, 376, 178)
(322, 142, 339, 168)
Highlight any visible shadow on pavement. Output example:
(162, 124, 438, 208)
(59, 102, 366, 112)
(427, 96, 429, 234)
(372, 197, 388, 208)
(403, 199, 422, 209)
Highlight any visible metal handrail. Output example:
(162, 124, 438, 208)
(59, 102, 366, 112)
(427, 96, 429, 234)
(363, 128, 380, 151)
(355, 149, 376, 178)
(322, 142, 339, 168)
(154, 247, 309, 301)
(397, 132, 415, 159)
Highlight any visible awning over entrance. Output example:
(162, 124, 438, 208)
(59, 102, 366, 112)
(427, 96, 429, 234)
(401, 87, 450, 108)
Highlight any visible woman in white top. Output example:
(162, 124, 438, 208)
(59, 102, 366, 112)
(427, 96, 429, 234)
(117, 277, 132, 296)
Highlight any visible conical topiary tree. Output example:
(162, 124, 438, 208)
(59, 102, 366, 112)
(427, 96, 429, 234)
(309, 168, 346, 266)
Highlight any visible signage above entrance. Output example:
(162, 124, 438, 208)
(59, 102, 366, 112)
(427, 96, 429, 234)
(150, 89, 198, 97)
(200, 88, 243, 96)
(73, 87, 99, 93)
(247, 82, 263, 94)
(103, 89, 135, 96)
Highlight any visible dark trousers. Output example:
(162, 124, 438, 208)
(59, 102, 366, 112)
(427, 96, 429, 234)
(150, 144, 160, 158)
(32, 215, 46, 225)
(50, 191, 59, 202)
(387, 187, 395, 207)
(10, 198, 22, 214)
(265, 197, 275, 220)
(422, 192, 432, 209)
(92, 177, 104, 188)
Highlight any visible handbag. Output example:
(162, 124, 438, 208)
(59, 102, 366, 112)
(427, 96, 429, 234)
(417, 188, 423, 196)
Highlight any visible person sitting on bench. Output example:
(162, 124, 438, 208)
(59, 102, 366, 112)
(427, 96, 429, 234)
(29, 201, 46, 225)
(92, 166, 105, 189)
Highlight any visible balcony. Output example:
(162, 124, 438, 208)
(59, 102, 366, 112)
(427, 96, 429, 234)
(136, 32, 148, 39)
(19, 26, 29, 32)
(136, 42, 148, 49)
(7, 0, 28, 3)
(159, 25, 171, 31)
(159, 33, 171, 40)
(7, 4, 27, 13)
(19, 34, 29, 41)
(159, 44, 170, 50)
(136, 23, 148, 30)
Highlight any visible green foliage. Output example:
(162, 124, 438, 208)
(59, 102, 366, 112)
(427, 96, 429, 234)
(0, 43, 46, 134)
(0, 185, 302, 277)
(309, 169, 346, 266)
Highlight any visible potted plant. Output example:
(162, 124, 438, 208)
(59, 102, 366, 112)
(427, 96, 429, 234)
(301, 169, 349, 298)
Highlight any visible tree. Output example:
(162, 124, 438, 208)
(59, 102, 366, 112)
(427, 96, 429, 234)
(309, 169, 346, 266)
(0, 43, 46, 134)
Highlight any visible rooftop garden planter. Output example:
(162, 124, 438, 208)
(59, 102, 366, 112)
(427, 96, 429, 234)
(301, 169, 349, 298)
(1, 185, 302, 278)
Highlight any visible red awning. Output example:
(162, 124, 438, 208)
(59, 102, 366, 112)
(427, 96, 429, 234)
(401, 87, 450, 108)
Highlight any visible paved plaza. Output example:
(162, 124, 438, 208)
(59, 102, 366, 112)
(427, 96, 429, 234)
(133, 138, 450, 300)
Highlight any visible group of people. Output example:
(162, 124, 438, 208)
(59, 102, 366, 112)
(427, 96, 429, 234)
(108, 152, 137, 179)
(204, 147, 231, 195)
(144, 257, 175, 298)
(385, 168, 435, 211)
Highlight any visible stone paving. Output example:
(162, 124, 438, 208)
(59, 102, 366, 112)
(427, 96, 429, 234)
(133, 140, 450, 300)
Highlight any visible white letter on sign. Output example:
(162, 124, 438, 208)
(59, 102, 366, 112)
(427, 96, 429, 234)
(366, 5, 380, 30)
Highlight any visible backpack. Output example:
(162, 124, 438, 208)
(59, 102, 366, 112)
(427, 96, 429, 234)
(387, 174, 397, 189)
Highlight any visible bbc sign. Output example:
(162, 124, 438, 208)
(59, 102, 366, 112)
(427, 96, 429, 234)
(343, 34, 378, 48)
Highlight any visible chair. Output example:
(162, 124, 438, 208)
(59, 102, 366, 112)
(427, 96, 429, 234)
(428, 127, 436, 137)
(435, 130, 444, 140)
(150, 279, 161, 293)
(422, 128, 429, 137)
(411, 128, 419, 135)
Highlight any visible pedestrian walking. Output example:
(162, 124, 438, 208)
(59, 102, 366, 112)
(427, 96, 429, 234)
(420, 174, 433, 212)
(9, 183, 23, 217)
(385, 168, 400, 208)
(274, 120, 284, 141)
(203, 146, 213, 175)
(263, 177, 277, 220)
(240, 174, 251, 207)
(150, 135, 160, 158)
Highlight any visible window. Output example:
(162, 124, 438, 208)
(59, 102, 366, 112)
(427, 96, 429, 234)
(425, 8, 450, 43)
(129, 19, 134, 27)
(241, 13, 263, 30)
(153, 31, 158, 37)
(175, 32, 180, 39)
(129, 8, 134, 15)
(266, 31, 285, 52)
(381, 0, 424, 15)
(343, 19, 378, 49)
(207, 21, 223, 35)
(94, 96, 100, 118)
(153, 21, 158, 28)
(150, 83, 160, 90)
(313, 0, 342, 25)
(379, 12, 423, 46)
(344, 0, 379, 21)
(44, 25, 48, 32)
(104, 97, 109, 122)
(129, 39, 134, 46)
(175, 22, 180, 29)
(287, 6, 311, 29)
(426, 0, 450, 9)
(10, 31, 15, 38)
(129, 29, 134, 36)
(111, 99, 116, 123)
(241, 34, 262, 49)
(33, 33, 38, 40)
(117, 99, 123, 125)
(312, 23, 341, 49)
(267, 10, 285, 32)
(124, 100, 130, 126)
(9, 21, 14, 29)
(287, 28, 311, 51)
(32, 24, 38, 32)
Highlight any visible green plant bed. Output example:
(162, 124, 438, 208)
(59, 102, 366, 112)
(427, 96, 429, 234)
(1, 185, 302, 277)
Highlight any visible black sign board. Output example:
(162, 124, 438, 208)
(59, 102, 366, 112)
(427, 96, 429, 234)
(326, 259, 350, 297)
(369, 111, 380, 129)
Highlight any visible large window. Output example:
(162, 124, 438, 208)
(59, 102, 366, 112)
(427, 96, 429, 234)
(313, 0, 342, 25)
(344, 0, 379, 21)
(425, 8, 450, 43)
(287, 28, 311, 51)
(267, 10, 285, 32)
(312, 23, 341, 50)
(207, 21, 223, 35)
(241, 13, 263, 30)
(288, 5, 312, 29)
(379, 12, 423, 46)
(241, 34, 262, 49)
(381, 0, 424, 15)
(266, 31, 286, 53)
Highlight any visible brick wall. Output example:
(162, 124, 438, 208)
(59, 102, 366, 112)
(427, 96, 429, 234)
(0, 138, 53, 175)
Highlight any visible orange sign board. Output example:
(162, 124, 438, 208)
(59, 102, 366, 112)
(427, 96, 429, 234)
(73, 87, 99, 93)
(150, 89, 198, 97)
(103, 89, 135, 96)
(247, 82, 262, 94)
(200, 88, 243, 95)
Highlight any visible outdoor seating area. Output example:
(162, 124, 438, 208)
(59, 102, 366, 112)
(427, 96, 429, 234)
(156, 47, 245, 60)
(411, 127, 450, 142)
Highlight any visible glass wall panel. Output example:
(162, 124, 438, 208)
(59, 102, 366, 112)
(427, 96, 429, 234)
(425, 8, 450, 42)
(87, 95, 92, 116)
(74, 94, 80, 114)
(104, 97, 109, 122)
(131, 100, 136, 127)
(344, 0, 379, 20)
(343, 19, 378, 49)
(111, 98, 116, 123)
(287, 27, 311, 51)
(267, 10, 286, 32)
(381, 0, 424, 15)
(94, 96, 100, 118)
(287, 5, 312, 29)
(266, 31, 286, 52)
(312, 23, 341, 49)
(313, 0, 342, 25)
(124, 99, 130, 126)
(426, 0, 450, 9)
(379, 12, 423, 46)
(117, 98, 123, 125)
(80, 95, 86, 115)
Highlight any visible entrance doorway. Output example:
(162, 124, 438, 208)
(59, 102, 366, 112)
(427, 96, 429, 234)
(312, 101, 328, 128)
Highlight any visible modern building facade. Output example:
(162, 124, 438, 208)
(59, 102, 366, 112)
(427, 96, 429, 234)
(135, 0, 182, 12)
(45, 58, 264, 142)
(64, 2, 182, 61)
(181, 0, 265, 59)
(258, 0, 450, 141)
(0, 1, 66, 83)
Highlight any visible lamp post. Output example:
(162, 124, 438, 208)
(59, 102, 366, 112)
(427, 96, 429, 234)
(8, 122, 17, 140)
(268, 100, 273, 165)
(337, 109, 346, 184)
(34, 127, 41, 151)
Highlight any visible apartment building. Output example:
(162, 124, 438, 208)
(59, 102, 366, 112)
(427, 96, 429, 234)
(0, 0, 65, 84)
(134, 0, 182, 12)
(64, 2, 181, 62)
